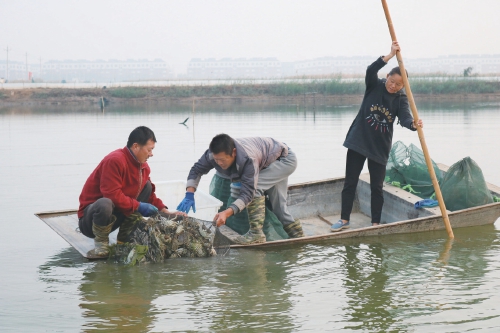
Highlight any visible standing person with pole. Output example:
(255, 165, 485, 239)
(381, 0, 454, 238)
(331, 41, 423, 232)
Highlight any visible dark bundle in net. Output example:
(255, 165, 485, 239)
(108, 213, 228, 265)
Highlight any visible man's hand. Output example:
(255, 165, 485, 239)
(213, 208, 234, 227)
(138, 202, 159, 217)
(176, 192, 196, 214)
(159, 208, 186, 221)
(160, 207, 187, 217)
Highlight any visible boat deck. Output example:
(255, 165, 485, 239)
(301, 212, 372, 236)
(36, 210, 118, 259)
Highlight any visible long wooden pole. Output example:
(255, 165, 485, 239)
(381, 0, 454, 238)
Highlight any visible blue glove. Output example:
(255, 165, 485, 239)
(414, 199, 438, 209)
(138, 202, 159, 217)
(177, 192, 196, 213)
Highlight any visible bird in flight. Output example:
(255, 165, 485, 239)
(179, 117, 189, 125)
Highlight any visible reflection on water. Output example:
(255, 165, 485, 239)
(39, 249, 300, 332)
(342, 243, 396, 332)
(2, 100, 500, 331)
(35, 222, 500, 331)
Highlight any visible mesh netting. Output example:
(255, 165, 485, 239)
(440, 157, 494, 211)
(386, 141, 443, 199)
(209, 174, 289, 241)
(108, 214, 224, 266)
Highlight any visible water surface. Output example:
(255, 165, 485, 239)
(1, 100, 500, 332)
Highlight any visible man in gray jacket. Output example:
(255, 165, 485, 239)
(177, 133, 304, 244)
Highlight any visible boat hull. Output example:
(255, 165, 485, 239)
(226, 166, 500, 248)
(35, 165, 500, 256)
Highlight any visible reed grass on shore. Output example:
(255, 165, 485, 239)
(2, 77, 500, 104)
(409, 78, 500, 94)
(106, 80, 365, 99)
(106, 78, 500, 99)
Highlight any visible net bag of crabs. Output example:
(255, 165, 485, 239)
(108, 213, 217, 265)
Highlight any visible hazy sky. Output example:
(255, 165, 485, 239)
(3, 0, 500, 73)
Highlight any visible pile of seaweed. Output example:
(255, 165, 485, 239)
(108, 213, 217, 266)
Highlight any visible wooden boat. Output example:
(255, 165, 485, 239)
(35, 164, 500, 258)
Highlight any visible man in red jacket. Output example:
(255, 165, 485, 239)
(78, 126, 182, 257)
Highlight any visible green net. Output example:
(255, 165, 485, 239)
(386, 141, 443, 198)
(209, 174, 289, 241)
(210, 174, 232, 214)
(440, 157, 494, 211)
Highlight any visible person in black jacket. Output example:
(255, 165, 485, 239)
(331, 41, 423, 232)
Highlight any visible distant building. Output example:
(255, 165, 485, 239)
(2, 54, 500, 84)
(405, 54, 500, 75)
(293, 56, 374, 76)
(41, 59, 173, 83)
(0, 60, 28, 82)
(187, 57, 281, 79)
(293, 54, 500, 77)
(280, 62, 296, 77)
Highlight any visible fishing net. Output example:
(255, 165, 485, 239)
(385, 141, 443, 199)
(209, 174, 289, 241)
(440, 157, 494, 211)
(108, 213, 229, 266)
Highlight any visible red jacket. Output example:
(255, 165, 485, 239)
(78, 147, 165, 218)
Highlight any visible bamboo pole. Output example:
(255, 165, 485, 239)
(381, 0, 454, 238)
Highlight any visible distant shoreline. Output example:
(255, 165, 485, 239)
(1, 80, 500, 107)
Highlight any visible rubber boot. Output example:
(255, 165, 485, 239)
(91, 215, 116, 257)
(233, 196, 266, 245)
(117, 212, 144, 244)
(283, 220, 305, 238)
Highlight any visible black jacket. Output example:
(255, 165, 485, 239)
(343, 56, 416, 165)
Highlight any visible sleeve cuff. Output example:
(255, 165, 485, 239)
(229, 204, 240, 215)
(186, 179, 198, 190)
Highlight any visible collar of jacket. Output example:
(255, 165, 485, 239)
(123, 146, 144, 168)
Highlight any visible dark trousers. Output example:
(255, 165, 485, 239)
(341, 149, 386, 223)
(79, 181, 152, 238)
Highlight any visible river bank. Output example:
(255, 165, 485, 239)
(1, 79, 500, 107)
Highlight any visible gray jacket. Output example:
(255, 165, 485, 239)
(186, 137, 288, 214)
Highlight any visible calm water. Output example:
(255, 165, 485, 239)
(1, 100, 500, 332)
